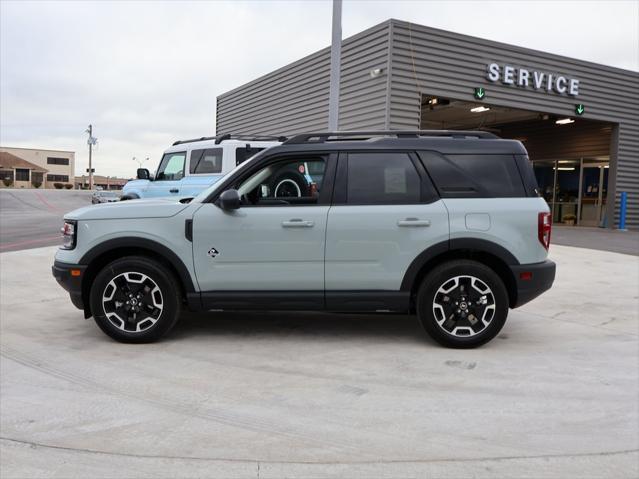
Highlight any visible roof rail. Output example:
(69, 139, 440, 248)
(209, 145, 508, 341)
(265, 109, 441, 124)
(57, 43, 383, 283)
(172, 134, 287, 146)
(283, 130, 498, 144)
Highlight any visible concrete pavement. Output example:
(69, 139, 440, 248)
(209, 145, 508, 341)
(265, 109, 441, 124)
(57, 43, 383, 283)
(0, 244, 637, 478)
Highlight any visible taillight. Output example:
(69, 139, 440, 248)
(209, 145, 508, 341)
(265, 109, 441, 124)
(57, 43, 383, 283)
(538, 212, 551, 250)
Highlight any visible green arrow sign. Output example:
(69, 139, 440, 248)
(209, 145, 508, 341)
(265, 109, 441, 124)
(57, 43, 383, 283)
(575, 104, 585, 115)
(474, 87, 486, 100)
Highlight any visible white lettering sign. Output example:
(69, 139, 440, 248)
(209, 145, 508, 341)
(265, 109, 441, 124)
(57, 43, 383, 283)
(486, 63, 580, 96)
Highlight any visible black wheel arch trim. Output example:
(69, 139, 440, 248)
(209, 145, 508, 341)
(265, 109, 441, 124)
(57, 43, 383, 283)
(400, 238, 520, 292)
(79, 237, 196, 293)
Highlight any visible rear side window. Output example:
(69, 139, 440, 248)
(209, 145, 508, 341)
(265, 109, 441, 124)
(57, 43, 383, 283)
(418, 151, 526, 198)
(347, 152, 421, 205)
(190, 148, 223, 174)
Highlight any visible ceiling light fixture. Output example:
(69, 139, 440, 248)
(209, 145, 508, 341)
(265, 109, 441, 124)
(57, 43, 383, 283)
(555, 118, 575, 125)
(554, 167, 576, 171)
(470, 106, 491, 113)
(369, 68, 384, 78)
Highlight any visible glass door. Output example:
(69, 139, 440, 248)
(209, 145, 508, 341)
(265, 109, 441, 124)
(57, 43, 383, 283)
(578, 159, 609, 227)
(533, 159, 580, 225)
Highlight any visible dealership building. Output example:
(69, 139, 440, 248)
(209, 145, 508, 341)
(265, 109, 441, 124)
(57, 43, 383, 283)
(216, 19, 639, 230)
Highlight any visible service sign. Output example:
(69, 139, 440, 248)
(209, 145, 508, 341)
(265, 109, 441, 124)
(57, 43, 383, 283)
(486, 63, 580, 96)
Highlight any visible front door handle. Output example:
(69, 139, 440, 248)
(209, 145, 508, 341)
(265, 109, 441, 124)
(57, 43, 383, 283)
(170, 188, 179, 193)
(397, 218, 431, 227)
(282, 219, 315, 228)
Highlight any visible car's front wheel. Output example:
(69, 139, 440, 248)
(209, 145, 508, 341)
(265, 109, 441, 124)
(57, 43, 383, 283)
(416, 260, 509, 348)
(89, 256, 181, 343)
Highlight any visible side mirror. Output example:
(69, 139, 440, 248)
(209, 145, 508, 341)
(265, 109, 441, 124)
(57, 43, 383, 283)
(216, 189, 241, 210)
(137, 168, 150, 180)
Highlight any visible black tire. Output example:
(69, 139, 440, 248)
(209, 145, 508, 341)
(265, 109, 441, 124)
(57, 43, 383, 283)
(89, 256, 181, 343)
(271, 171, 307, 198)
(416, 260, 509, 348)
(120, 194, 139, 201)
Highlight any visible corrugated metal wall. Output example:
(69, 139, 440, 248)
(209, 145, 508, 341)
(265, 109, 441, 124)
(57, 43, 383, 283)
(389, 20, 639, 229)
(215, 22, 391, 136)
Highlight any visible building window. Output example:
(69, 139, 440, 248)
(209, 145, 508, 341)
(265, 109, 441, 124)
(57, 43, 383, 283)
(47, 174, 69, 182)
(16, 168, 30, 181)
(47, 157, 70, 165)
(0, 170, 14, 182)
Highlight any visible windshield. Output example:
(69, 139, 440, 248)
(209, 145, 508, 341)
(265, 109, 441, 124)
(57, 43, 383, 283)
(191, 151, 263, 203)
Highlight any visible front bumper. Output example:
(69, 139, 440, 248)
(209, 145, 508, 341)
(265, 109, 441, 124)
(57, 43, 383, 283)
(52, 261, 87, 311)
(510, 259, 556, 308)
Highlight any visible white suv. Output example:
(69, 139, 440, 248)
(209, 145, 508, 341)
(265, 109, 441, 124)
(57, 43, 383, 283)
(53, 130, 556, 348)
(121, 134, 284, 200)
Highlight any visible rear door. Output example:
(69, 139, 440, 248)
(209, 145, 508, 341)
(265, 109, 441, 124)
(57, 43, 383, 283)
(324, 151, 449, 307)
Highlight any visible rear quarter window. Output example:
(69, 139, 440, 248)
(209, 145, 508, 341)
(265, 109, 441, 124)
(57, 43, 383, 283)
(418, 151, 526, 198)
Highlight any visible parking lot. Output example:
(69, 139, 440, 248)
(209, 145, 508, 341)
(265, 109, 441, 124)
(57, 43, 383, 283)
(1, 236, 638, 477)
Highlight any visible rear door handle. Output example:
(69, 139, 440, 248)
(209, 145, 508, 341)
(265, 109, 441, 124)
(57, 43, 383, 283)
(282, 219, 314, 228)
(397, 218, 431, 227)
(170, 188, 179, 193)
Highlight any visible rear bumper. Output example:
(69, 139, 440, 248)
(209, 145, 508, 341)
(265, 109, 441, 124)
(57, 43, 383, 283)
(52, 261, 87, 311)
(510, 260, 556, 308)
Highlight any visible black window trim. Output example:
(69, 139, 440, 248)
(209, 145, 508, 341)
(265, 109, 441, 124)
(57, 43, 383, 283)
(333, 149, 436, 206)
(207, 151, 338, 207)
(155, 150, 187, 181)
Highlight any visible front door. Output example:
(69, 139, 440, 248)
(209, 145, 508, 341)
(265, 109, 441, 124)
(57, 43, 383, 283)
(147, 151, 186, 197)
(192, 154, 334, 302)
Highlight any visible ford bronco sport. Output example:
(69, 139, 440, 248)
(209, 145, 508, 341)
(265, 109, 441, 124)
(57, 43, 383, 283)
(53, 131, 556, 348)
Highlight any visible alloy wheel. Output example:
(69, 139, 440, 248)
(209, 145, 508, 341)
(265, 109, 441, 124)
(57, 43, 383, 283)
(102, 271, 164, 333)
(432, 275, 496, 337)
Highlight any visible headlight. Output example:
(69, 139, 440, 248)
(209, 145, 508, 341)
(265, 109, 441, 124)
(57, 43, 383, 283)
(60, 220, 77, 250)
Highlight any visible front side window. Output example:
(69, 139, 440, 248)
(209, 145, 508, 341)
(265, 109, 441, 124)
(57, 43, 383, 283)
(235, 156, 326, 206)
(346, 153, 420, 205)
(190, 148, 223, 174)
(156, 152, 186, 181)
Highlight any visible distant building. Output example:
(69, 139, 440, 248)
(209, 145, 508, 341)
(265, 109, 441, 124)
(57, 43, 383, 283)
(0, 146, 75, 189)
(75, 175, 129, 190)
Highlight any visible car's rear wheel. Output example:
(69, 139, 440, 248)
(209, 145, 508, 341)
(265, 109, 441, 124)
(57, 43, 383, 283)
(89, 256, 181, 343)
(416, 260, 508, 348)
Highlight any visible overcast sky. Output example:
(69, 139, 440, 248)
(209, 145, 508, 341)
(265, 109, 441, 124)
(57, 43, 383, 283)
(1, 0, 637, 178)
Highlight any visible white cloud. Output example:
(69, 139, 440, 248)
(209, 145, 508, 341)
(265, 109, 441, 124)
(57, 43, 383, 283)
(1, 0, 637, 177)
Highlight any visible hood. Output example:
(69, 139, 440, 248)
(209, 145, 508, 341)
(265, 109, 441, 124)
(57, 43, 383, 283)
(65, 197, 191, 221)
(122, 179, 149, 192)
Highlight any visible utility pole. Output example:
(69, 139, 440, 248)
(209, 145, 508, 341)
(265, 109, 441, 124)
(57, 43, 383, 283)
(328, 0, 342, 131)
(86, 124, 97, 189)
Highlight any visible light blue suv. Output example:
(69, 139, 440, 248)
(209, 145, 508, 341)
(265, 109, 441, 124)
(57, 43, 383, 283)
(121, 134, 283, 200)
(53, 130, 556, 348)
